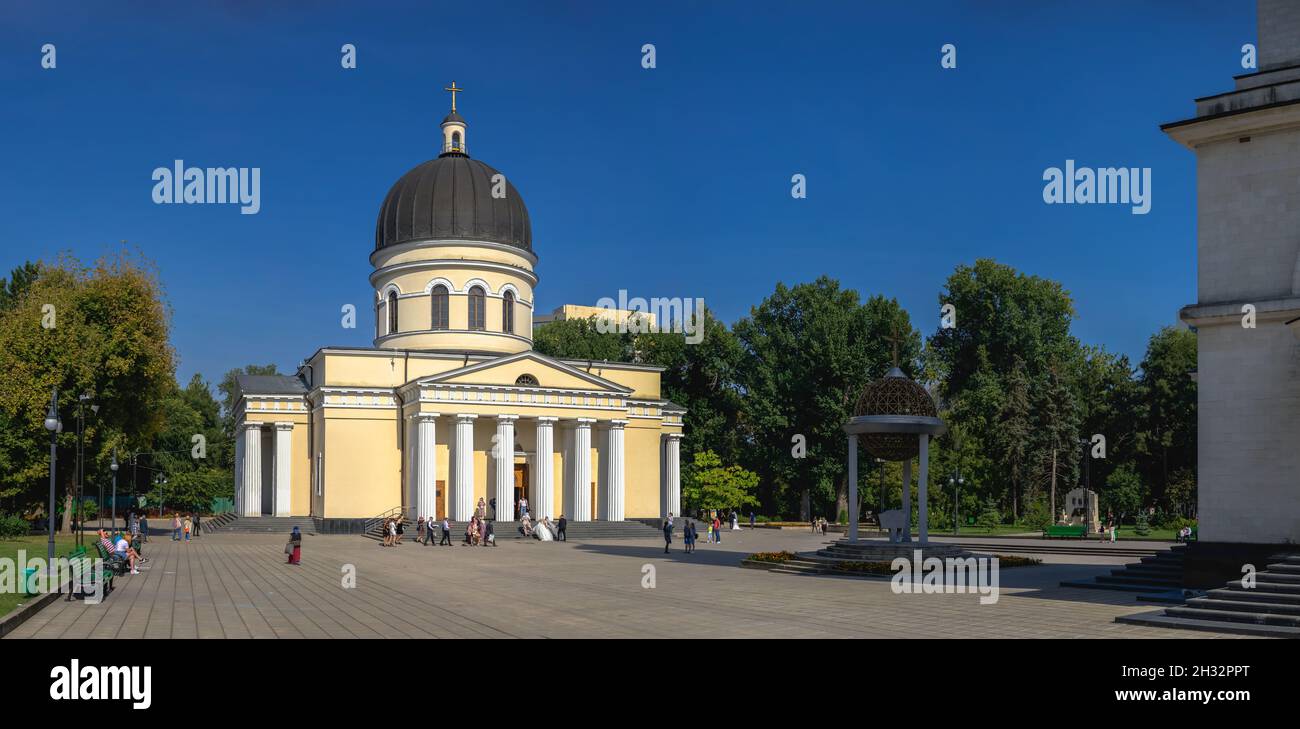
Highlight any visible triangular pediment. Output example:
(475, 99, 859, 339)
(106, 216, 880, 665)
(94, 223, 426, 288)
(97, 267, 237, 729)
(416, 351, 633, 393)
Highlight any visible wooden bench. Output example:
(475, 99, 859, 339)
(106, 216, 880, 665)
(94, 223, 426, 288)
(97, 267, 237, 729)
(1043, 524, 1087, 539)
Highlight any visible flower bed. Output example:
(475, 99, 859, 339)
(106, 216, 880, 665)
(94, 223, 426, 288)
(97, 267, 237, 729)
(744, 551, 799, 564)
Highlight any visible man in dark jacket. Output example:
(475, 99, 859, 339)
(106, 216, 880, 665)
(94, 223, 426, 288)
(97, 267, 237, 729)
(557, 515, 567, 542)
(662, 518, 673, 553)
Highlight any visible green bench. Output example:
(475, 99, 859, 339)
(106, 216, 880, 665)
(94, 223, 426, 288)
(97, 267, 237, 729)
(93, 541, 131, 577)
(67, 544, 114, 600)
(1043, 524, 1087, 539)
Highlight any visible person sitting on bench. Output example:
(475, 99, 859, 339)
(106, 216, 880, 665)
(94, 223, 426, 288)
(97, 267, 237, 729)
(113, 532, 141, 575)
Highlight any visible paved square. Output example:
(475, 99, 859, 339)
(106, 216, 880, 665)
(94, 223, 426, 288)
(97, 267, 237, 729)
(6, 529, 1249, 639)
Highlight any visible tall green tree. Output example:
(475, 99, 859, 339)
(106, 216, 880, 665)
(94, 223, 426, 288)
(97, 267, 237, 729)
(734, 277, 918, 520)
(1135, 326, 1197, 506)
(0, 252, 175, 523)
(681, 449, 759, 513)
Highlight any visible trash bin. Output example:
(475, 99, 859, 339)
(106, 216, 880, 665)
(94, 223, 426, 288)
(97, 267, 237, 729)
(21, 567, 38, 596)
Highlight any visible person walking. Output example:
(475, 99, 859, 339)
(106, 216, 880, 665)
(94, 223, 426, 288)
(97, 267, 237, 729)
(172, 513, 181, 541)
(286, 525, 302, 565)
(416, 516, 426, 544)
(193, 513, 200, 538)
(662, 517, 673, 554)
(139, 513, 149, 543)
(749, 511, 755, 529)
(684, 520, 696, 554)
(182, 514, 193, 543)
(556, 514, 567, 542)
(439, 517, 452, 546)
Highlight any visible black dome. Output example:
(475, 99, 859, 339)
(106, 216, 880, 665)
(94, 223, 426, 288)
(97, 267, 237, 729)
(375, 155, 532, 252)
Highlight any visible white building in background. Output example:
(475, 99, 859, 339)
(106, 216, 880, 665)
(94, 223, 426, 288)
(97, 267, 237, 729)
(1166, 0, 1300, 567)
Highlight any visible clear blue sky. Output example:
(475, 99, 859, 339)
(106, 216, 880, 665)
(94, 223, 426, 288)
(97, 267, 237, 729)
(0, 1, 1253, 385)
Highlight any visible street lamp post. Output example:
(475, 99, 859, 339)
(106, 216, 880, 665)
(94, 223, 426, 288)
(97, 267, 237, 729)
(875, 458, 886, 532)
(43, 389, 61, 569)
(110, 452, 119, 530)
(948, 474, 965, 536)
(75, 394, 93, 547)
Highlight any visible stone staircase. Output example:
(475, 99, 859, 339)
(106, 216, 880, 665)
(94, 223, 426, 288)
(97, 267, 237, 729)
(949, 541, 1162, 559)
(1060, 545, 1187, 593)
(363, 517, 661, 542)
(208, 515, 317, 535)
(1116, 552, 1300, 637)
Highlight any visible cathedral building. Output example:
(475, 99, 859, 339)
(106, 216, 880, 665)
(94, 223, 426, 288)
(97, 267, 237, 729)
(230, 86, 685, 530)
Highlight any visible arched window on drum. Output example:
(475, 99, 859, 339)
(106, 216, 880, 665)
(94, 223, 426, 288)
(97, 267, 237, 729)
(502, 290, 515, 334)
(386, 290, 399, 335)
(430, 285, 449, 330)
(467, 286, 486, 331)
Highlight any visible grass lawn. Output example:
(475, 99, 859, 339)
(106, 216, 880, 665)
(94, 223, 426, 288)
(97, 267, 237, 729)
(0, 534, 81, 617)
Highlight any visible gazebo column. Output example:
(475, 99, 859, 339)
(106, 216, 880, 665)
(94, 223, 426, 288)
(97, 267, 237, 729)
(901, 458, 912, 542)
(918, 433, 929, 545)
(847, 433, 859, 543)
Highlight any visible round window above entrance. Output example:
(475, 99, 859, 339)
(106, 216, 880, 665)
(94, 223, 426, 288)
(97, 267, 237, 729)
(515, 374, 539, 386)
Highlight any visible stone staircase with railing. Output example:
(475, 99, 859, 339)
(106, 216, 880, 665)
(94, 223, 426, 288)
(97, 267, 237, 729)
(1116, 552, 1300, 637)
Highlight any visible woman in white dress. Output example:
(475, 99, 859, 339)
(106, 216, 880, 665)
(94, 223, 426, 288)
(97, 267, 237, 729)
(535, 517, 555, 541)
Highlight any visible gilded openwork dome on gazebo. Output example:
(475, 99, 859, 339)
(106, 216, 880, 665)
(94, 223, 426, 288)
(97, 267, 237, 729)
(853, 366, 939, 461)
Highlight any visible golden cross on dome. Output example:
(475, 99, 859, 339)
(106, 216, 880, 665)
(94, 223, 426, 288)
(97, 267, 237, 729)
(444, 80, 464, 111)
(884, 324, 904, 369)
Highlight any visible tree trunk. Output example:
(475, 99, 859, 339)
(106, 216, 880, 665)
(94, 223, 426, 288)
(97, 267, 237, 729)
(1050, 448, 1057, 524)
(799, 489, 810, 522)
(835, 476, 848, 524)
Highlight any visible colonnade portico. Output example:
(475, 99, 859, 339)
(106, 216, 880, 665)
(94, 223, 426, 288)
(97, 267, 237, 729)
(233, 420, 296, 518)
(401, 412, 655, 523)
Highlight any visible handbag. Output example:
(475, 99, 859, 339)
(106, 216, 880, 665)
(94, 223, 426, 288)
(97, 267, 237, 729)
(285, 542, 293, 555)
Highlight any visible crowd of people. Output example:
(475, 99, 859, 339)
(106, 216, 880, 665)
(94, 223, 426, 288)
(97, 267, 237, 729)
(661, 512, 736, 554)
(96, 528, 144, 575)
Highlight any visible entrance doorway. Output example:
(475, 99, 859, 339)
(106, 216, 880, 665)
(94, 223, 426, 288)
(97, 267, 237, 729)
(513, 464, 528, 520)
(436, 480, 446, 521)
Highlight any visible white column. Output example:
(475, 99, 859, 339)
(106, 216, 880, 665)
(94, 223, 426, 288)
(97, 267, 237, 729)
(273, 423, 293, 517)
(534, 417, 556, 520)
(601, 420, 626, 521)
(663, 434, 682, 519)
(234, 427, 245, 516)
(453, 414, 477, 521)
(918, 434, 929, 545)
(847, 433, 858, 543)
(240, 423, 263, 517)
(901, 457, 912, 543)
(494, 415, 517, 520)
(416, 413, 439, 521)
(570, 418, 594, 521)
